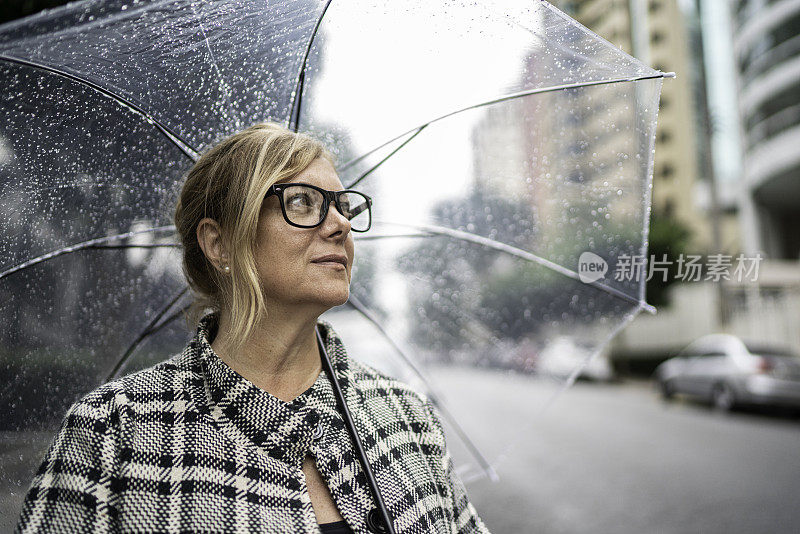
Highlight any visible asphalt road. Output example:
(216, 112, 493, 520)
(438, 368, 800, 534)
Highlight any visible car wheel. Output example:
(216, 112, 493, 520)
(659, 379, 674, 400)
(712, 383, 736, 412)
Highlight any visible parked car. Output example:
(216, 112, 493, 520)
(537, 336, 615, 381)
(654, 334, 800, 411)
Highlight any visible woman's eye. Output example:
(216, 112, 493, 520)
(287, 193, 313, 209)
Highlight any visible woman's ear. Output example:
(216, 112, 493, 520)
(196, 218, 230, 271)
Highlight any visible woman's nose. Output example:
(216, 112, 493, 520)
(322, 200, 351, 235)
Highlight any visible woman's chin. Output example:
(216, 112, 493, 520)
(329, 290, 350, 308)
(311, 287, 350, 309)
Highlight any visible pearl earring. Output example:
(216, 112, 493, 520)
(222, 264, 230, 273)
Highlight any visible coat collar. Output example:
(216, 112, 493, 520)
(182, 312, 357, 467)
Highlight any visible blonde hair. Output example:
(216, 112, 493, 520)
(174, 122, 333, 352)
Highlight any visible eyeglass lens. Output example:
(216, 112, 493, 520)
(282, 185, 370, 231)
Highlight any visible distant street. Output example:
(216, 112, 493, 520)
(439, 368, 800, 534)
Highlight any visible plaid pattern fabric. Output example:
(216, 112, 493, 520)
(16, 313, 490, 534)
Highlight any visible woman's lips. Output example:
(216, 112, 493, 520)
(312, 261, 346, 270)
(311, 254, 348, 268)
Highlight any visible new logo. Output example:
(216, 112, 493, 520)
(578, 251, 608, 284)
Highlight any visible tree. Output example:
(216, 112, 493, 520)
(645, 211, 692, 307)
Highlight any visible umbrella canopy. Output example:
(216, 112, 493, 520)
(0, 0, 328, 428)
(305, 0, 663, 482)
(0, 0, 666, 526)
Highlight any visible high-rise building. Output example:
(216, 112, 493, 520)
(561, 0, 716, 253)
(731, 0, 800, 259)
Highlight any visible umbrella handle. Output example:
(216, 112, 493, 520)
(316, 328, 395, 534)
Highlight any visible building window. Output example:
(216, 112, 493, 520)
(651, 31, 665, 44)
(657, 129, 672, 144)
(663, 199, 675, 217)
(567, 169, 586, 183)
(660, 163, 674, 179)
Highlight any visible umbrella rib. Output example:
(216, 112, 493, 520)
(107, 303, 190, 384)
(104, 285, 189, 383)
(0, 55, 200, 161)
(288, 0, 334, 131)
(343, 125, 428, 189)
(345, 293, 498, 482)
(189, 2, 238, 131)
(0, 225, 176, 281)
(86, 243, 180, 250)
(374, 220, 657, 314)
(339, 72, 673, 175)
(354, 232, 434, 241)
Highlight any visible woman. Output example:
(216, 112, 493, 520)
(16, 123, 490, 534)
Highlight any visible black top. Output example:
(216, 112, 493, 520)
(319, 520, 354, 534)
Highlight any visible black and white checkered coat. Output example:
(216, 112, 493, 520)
(16, 313, 490, 533)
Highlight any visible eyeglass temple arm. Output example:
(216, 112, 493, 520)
(347, 202, 370, 218)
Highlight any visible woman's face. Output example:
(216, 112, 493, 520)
(254, 157, 355, 312)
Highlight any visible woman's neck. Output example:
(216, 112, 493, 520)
(210, 304, 323, 402)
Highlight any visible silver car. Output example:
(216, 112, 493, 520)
(654, 334, 800, 411)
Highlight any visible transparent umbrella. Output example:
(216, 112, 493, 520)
(303, 0, 665, 484)
(0, 0, 667, 528)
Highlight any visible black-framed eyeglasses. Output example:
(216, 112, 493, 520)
(265, 182, 373, 232)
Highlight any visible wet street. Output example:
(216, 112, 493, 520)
(439, 368, 800, 534)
